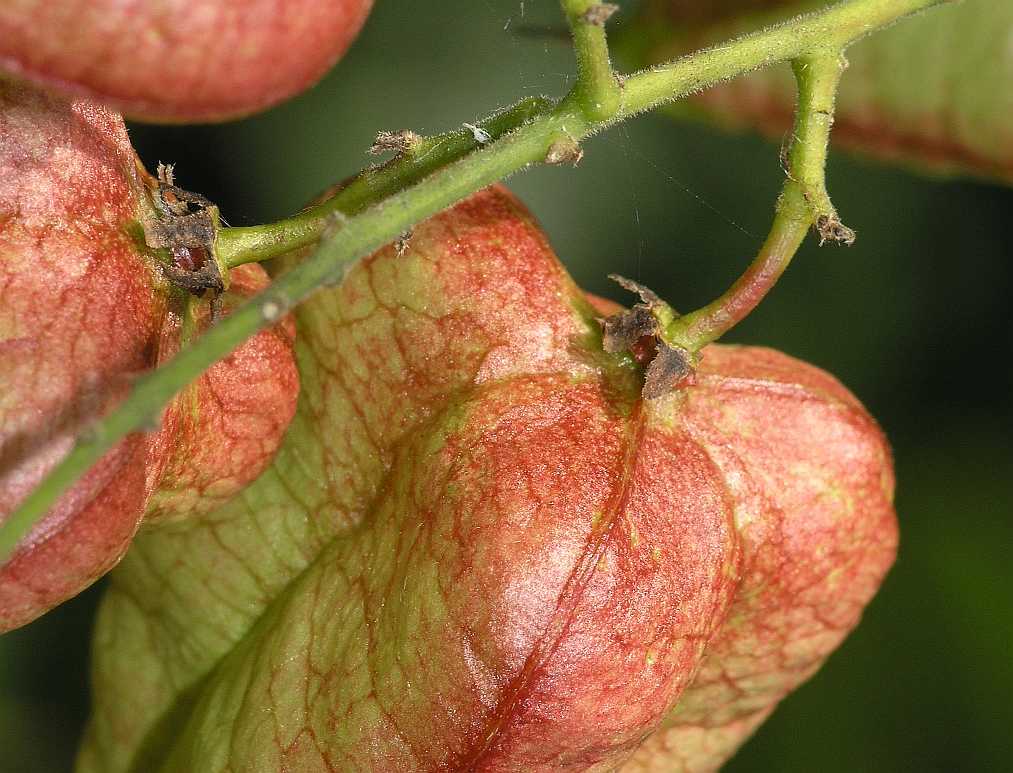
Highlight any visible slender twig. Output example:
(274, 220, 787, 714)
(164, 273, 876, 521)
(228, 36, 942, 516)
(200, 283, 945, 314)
(559, 0, 622, 122)
(219, 0, 940, 271)
(789, 55, 855, 245)
(220, 97, 554, 268)
(619, 0, 944, 121)
(220, 0, 944, 270)
(664, 54, 848, 351)
(0, 0, 947, 562)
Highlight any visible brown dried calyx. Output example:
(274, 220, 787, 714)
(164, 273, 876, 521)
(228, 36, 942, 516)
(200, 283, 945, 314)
(816, 213, 857, 246)
(600, 275, 697, 399)
(143, 163, 225, 296)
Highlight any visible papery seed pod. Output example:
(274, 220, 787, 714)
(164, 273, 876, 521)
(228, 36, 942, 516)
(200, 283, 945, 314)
(81, 186, 897, 773)
(0, 0, 374, 122)
(0, 81, 299, 632)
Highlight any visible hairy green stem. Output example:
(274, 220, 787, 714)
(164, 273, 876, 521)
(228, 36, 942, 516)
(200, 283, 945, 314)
(619, 0, 945, 121)
(665, 213, 811, 353)
(664, 53, 848, 351)
(1, 0, 946, 562)
(560, 0, 621, 121)
(789, 54, 854, 244)
(220, 96, 554, 268)
(220, 0, 943, 270)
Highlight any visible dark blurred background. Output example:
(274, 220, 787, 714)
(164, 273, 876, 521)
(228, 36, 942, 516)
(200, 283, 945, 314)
(2, 1, 1011, 771)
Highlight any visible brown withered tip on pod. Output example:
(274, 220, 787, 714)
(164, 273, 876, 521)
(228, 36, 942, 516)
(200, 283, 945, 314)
(600, 273, 695, 399)
(601, 303, 657, 354)
(145, 166, 225, 296)
(642, 340, 694, 399)
(816, 213, 857, 245)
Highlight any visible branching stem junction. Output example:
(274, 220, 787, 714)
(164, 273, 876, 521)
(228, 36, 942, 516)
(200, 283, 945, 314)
(0, 0, 947, 561)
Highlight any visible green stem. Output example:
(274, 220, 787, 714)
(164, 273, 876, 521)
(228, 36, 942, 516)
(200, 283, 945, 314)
(789, 55, 856, 244)
(789, 56, 845, 219)
(0, 0, 946, 562)
(220, 96, 554, 268)
(664, 53, 848, 351)
(221, 0, 943, 270)
(665, 213, 811, 352)
(618, 0, 945, 121)
(560, 0, 622, 122)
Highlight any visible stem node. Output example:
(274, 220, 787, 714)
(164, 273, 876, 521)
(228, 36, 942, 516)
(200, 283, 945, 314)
(562, 0, 622, 122)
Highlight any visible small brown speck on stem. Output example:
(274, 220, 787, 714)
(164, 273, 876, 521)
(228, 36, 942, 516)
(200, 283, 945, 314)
(816, 214, 856, 246)
(582, 3, 619, 26)
(545, 137, 584, 166)
(369, 129, 421, 157)
(395, 230, 414, 257)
